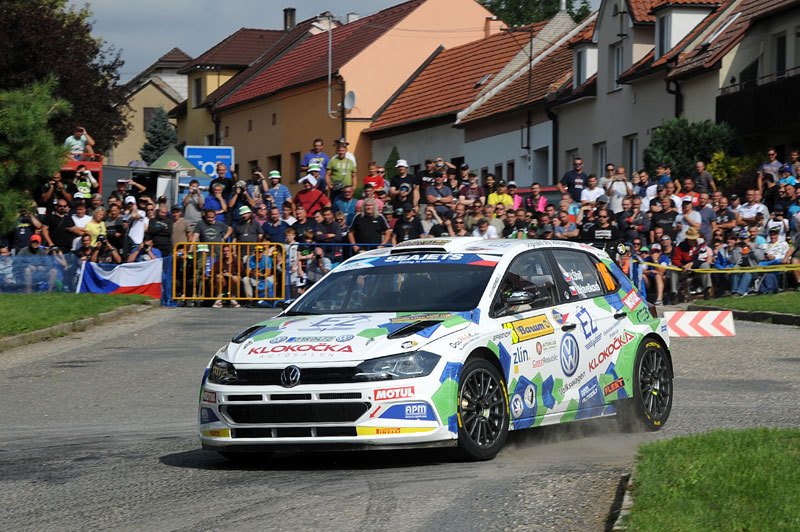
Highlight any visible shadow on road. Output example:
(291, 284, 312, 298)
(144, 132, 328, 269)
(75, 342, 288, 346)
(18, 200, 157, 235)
(160, 415, 627, 471)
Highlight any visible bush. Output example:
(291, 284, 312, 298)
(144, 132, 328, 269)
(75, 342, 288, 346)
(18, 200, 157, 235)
(706, 151, 762, 194)
(643, 118, 736, 181)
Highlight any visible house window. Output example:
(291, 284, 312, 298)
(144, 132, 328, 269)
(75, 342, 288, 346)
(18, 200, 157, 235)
(267, 154, 282, 175)
(610, 43, 623, 90)
(192, 77, 202, 107)
(775, 32, 787, 78)
(740, 59, 759, 90)
(224, 125, 229, 139)
(272, 113, 277, 126)
(575, 49, 586, 87)
(593, 142, 607, 177)
(248, 160, 259, 173)
(656, 15, 671, 59)
(143, 107, 158, 132)
(290, 152, 301, 180)
(481, 167, 489, 181)
(205, 133, 215, 146)
(494, 164, 503, 181)
(506, 160, 515, 182)
(625, 134, 639, 174)
(248, 119, 253, 132)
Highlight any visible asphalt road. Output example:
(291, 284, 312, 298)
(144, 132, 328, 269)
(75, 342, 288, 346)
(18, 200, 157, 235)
(1, 307, 798, 531)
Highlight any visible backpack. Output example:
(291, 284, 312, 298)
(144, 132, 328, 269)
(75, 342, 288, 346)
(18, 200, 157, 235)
(758, 273, 779, 294)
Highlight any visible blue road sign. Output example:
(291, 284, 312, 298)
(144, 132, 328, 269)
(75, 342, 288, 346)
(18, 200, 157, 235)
(184, 146, 235, 178)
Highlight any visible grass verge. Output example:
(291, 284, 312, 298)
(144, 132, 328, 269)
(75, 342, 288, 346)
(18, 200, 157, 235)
(627, 428, 800, 531)
(696, 291, 800, 314)
(0, 293, 151, 337)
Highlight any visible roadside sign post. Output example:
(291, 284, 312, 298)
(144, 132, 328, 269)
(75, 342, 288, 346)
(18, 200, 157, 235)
(183, 146, 235, 178)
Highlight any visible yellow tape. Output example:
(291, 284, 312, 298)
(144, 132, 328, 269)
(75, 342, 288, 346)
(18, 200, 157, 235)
(634, 259, 800, 274)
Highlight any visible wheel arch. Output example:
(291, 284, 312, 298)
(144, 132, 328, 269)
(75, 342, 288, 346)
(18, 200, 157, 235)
(466, 347, 507, 384)
(640, 333, 673, 374)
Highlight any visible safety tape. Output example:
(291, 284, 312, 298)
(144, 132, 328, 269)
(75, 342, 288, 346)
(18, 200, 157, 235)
(633, 259, 800, 274)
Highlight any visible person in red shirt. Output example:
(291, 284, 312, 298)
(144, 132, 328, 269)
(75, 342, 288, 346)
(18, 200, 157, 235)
(362, 162, 386, 193)
(294, 175, 330, 216)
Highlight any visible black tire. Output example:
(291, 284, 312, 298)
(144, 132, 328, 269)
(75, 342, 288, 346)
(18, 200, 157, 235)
(618, 338, 673, 432)
(455, 357, 509, 461)
(219, 451, 275, 463)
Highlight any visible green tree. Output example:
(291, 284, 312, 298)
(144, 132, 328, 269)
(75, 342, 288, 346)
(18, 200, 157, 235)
(0, 0, 129, 154)
(140, 108, 177, 165)
(0, 80, 70, 233)
(643, 118, 736, 181)
(480, 0, 591, 25)
(384, 146, 401, 180)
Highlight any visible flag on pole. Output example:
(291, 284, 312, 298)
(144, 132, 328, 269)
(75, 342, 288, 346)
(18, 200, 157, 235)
(77, 260, 163, 299)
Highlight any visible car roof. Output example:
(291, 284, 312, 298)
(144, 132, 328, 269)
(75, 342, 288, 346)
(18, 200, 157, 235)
(358, 237, 609, 260)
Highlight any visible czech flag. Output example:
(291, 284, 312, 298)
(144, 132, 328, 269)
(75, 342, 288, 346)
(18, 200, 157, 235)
(78, 260, 163, 299)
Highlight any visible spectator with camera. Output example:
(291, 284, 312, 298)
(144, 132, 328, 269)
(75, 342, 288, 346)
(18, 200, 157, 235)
(40, 171, 74, 213)
(90, 234, 122, 264)
(305, 246, 332, 286)
(182, 179, 204, 230)
(227, 179, 251, 225)
(75, 234, 95, 262)
(127, 235, 162, 263)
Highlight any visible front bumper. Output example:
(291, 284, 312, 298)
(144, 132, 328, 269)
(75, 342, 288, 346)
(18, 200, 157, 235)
(198, 377, 457, 451)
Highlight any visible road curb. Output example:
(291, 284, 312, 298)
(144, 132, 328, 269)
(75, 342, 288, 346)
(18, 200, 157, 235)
(610, 469, 636, 531)
(0, 300, 159, 352)
(687, 304, 800, 326)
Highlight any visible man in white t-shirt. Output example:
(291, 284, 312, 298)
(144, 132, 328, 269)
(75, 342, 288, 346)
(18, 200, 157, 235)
(473, 218, 498, 239)
(580, 175, 604, 205)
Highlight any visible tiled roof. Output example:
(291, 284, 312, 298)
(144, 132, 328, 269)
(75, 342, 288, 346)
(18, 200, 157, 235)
(618, 0, 726, 83)
(179, 28, 288, 72)
(202, 17, 317, 106)
(457, 44, 573, 123)
(668, 0, 797, 80)
(651, 0, 725, 13)
(627, 0, 661, 23)
(367, 31, 531, 132)
(568, 16, 596, 47)
(168, 99, 187, 118)
(216, 0, 426, 110)
(158, 47, 192, 64)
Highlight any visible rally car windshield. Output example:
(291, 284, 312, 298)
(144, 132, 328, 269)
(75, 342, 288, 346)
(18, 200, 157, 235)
(288, 261, 496, 314)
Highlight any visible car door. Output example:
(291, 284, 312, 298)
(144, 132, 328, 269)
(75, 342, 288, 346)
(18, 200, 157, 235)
(489, 250, 562, 430)
(545, 248, 622, 420)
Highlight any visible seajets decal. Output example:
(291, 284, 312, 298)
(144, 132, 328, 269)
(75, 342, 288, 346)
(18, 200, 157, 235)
(589, 331, 634, 371)
(504, 315, 554, 343)
(384, 253, 464, 263)
(374, 386, 415, 401)
(249, 344, 353, 355)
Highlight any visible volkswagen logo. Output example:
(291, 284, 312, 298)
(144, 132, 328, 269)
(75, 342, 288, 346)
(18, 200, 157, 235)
(280, 365, 301, 387)
(560, 333, 579, 377)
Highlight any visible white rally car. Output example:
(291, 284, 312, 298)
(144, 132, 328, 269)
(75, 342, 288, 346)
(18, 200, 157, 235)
(199, 238, 673, 461)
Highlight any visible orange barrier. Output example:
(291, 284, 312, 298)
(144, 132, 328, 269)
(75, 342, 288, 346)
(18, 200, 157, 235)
(172, 242, 285, 301)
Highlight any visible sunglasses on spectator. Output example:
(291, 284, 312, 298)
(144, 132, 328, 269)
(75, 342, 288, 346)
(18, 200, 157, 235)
(598, 215, 608, 218)
(377, 170, 385, 174)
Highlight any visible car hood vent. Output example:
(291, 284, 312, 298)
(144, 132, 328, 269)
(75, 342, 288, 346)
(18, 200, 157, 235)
(231, 325, 264, 344)
(389, 247, 448, 255)
(386, 320, 444, 339)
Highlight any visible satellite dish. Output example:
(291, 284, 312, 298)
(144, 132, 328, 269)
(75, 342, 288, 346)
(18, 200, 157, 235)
(343, 91, 356, 110)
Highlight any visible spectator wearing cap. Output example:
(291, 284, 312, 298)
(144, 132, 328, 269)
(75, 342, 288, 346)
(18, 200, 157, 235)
(539, 224, 555, 240)
(15, 234, 58, 292)
(264, 170, 292, 213)
(426, 171, 454, 216)
(204, 183, 228, 224)
(655, 163, 672, 187)
(674, 197, 701, 244)
(389, 182, 414, 214)
(348, 199, 391, 252)
(333, 185, 358, 227)
(487, 180, 512, 209)
(227, 179, 251, 224)
(692, 161, 717, 194)
(391, 207, 425, 244)
(458, 163, 471, 183)
(389, 160, 419, 204)
(295, 173, 330, 216)
(558, 157, 587, 203)
(778, 164, 797, 187)
(301, 138, 330, 181)
(580, 174, 604, 206)
(672, 227, 712, 299)
(457, 172, 485, 207)
(326, 140, 357, 200)
(232, 205, 264, 246)
(507, 182, 523, 210)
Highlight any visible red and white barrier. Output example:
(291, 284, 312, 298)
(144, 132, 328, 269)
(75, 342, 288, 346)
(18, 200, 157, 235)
(663, 311, 736, 337)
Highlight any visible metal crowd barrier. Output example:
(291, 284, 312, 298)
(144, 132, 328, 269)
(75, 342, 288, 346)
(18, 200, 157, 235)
(172, 242, 285, 302)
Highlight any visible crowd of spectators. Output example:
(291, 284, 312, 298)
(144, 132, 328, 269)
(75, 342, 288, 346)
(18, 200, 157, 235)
(3, 134, 799, 307)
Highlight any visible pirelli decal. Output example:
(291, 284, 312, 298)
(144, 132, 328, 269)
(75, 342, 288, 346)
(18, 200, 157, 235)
(503, 315, 555, 343)
(356, 427, 436, 436)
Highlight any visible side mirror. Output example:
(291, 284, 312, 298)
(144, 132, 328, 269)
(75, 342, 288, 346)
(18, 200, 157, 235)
(505, 290, 536, 306)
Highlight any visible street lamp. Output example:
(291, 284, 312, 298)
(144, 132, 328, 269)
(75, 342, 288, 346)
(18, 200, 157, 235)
(312, 13, 338, 119)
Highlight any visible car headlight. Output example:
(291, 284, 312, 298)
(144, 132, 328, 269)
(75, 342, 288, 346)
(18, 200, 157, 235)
(355, 351, 440, 381)
(208, 356, 237, 384)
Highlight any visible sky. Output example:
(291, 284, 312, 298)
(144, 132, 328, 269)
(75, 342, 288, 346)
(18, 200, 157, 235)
(71, 0, 601, 82)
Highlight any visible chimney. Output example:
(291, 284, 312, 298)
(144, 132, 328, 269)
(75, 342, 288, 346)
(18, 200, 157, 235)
(560, 0, 567, 11)
(484, 16, 503, 38)
(346, 12, 359, 24)
(283, 7, 296, 30)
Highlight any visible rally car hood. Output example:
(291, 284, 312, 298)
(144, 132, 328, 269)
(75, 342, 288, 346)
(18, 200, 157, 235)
(225, 311, 478, 364)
